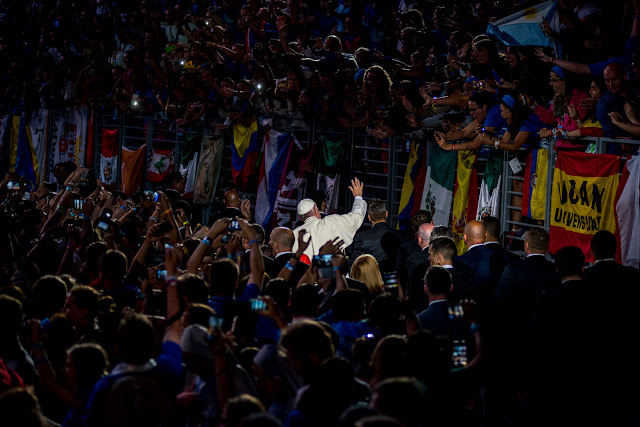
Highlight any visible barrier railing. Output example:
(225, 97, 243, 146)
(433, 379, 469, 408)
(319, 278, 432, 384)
(2, 106, 639, 244)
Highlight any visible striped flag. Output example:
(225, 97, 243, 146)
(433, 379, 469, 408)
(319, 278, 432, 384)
(477, 152, 502, 220)
(425, 142, 457, 226)
(99, 128, 119, 187)
(615, 156, 640, 269)
(397, 140, 427, 230)
(147, 147, 174, 183)
(452, 150, 479, 253)
(549, 152, 620, 261)
(231, 118, 259, 190)
(522, 148, 549, 221)
(255, 130, 301, 229)
(487, 1, 560, 48)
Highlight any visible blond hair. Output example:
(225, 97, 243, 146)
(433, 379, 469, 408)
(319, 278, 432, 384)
(350, 254, 384, 293)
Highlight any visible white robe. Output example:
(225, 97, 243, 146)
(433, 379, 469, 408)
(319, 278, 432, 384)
(292, 197, 367, 258)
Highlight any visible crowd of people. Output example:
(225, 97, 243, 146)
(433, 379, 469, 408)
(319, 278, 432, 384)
(0, 0, 639, 149)
(0, 163, 639, 426)
(2, 0, 640, 425)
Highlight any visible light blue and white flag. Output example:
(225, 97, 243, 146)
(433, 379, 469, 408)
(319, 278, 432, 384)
(487, 1, 560, 48)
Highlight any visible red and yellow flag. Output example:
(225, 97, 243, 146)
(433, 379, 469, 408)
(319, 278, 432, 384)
(549, 152, 620, 261)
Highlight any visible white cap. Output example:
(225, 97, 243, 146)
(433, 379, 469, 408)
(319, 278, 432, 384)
(297, 198, 316, 216)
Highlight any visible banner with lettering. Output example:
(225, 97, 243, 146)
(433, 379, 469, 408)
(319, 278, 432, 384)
(549, 152, 620, 261)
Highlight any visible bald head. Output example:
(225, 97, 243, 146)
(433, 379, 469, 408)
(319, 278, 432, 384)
(463, 221, 486, 246)
(417, 223, 435, 249)
(271, 227, 294, 249)
(224, 189, 240, 208)
(603, 62, 625, 95)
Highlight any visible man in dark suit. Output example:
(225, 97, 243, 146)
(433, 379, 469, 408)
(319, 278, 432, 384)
(584, 230, 640, 290)
(241, 223, 275, 276)
(267, 227, 306, 287)
(482, 216, 520, 264)
(484, 228, 560, 425)
(456, 221, 508, 309)
(395, 210, 432, 288)
(350, 199, 407, 272)
(209, 188, 253, 224)
(405, 223, 434, 311)
(428, 237, 474, 303)
(417, 266, 452, 336)
(529, 246, 594, 425)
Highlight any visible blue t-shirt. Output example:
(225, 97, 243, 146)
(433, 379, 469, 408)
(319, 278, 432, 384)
(484, 104, 507, 136)
(518, 113, 546, 148)
(588, 37, 637, 76)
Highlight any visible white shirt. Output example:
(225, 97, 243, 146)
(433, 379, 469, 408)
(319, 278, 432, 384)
(468, 243, 484, 250)
(292, 197, 367, 258)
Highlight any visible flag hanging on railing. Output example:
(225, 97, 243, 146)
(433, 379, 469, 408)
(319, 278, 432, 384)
(99, 128, 119, 187)
(120, 146, 147, 196)
(522, 148, 549, 221)
(272, 141, 314, 230)
(318, 136, 343, 215)
(29, 110, 49, 185)
(615, 156, 640, 269)
(452, 150, 479, 253)
(425, 142, 457, 226)
(477, 152, 502, 220)
(147, 147, 174, 183)
(179, 133, 199, 200)
(255, 130, 295, 228)
(194, 135, 224, 205)
(231, 118, 259, 190)
(397, 140, 426, 230)
(50, 106, 88, 170)
(549, 152, 620, 261)
(15, 116, 39, 189)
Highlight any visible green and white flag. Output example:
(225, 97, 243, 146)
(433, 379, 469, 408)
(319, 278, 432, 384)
(476, 153, 502, 220)
(423, 142, 457, 226)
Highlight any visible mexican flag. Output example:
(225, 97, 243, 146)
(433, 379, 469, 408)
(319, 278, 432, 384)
(477, 152, 502, 220)
(424, 142, 457, 226)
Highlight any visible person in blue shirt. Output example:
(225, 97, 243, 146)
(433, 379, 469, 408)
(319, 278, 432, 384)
(595, 62, 637, 152)
(435, 91, 507, 152)
(476, 95, 545, 230)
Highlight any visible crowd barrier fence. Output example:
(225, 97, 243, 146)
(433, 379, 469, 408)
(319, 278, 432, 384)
(2, 106, 639, 252)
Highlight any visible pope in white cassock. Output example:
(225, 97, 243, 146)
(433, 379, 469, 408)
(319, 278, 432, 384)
(292, 178, 368, 258)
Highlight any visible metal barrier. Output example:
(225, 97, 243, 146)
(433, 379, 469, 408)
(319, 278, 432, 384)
(2, 105, 640, 239)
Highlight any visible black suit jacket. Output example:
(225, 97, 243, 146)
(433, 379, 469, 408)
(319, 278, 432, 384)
(456, 245, 508, 309)
(528, 279, 628, 425)
(445, 260, 475, 303)
(351, 222, 408, 272)
(396, 239, 421, 291)
(484, 241, 521, 264)
(269, 253, 307, 288)
(417, 300, 449, 337)
(405, 247, 431, 312)
(242, 251, 275, 278)
(493, 255, 561, 372)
